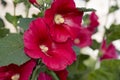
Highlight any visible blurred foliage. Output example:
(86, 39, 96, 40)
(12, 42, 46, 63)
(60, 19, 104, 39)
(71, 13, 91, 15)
(105, 24, 120, 44)
(88, 60, 120, 80)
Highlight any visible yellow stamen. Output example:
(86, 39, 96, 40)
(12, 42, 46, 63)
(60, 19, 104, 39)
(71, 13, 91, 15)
(11, 74, 20, 80)
(54, 14, 64, 24)
(39, 45, 49, 53)
(74, 38, 80, 44)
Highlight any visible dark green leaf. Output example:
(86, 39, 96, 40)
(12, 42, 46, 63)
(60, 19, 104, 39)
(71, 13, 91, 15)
(68, 54, 90, 80)
(105, 24, 120, 44)
(0, 34, 30, 66)
(18, 18, 35, 30)
(85, 0, 90, 2)
(90, 40, 100, 50)
(5, 13, 22, 27)
(72, 46, 80, 56)
(109, 5, 119, 13)
(0, 28, 9, 38)
(88, 60, 120, 80)
(1, 0, 7, 7)
(0, 18, 5, 28)
(77, 7, 96, 12)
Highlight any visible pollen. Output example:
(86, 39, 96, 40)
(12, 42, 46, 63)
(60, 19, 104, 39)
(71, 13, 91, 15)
(54, 14, 64, 24)
(74, 38, 80, 44)
(11, 74, 20, 80)
(40, 45, 49, 53)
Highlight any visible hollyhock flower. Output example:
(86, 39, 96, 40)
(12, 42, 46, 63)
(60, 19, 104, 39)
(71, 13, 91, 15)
(73, 28, 92, 48)
(55, 69, 68, 80)
(38, 72, 53, 80)
(100, 40, 118, 60)
(0, 59, 36, 80)
(24, 18, 76, 71)
(29, 0, 39, 5)
(87, 12, 99, 33)
(44, 0, 83, 42)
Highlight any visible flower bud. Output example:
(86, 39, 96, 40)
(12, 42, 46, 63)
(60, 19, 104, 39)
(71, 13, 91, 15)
(29, 0, 40, 6)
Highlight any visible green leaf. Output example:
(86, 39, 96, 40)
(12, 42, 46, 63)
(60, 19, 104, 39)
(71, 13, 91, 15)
(0, 18, 5, 28)
(83, 14, 90, 25)
(109, 5, 119, 13)
(18, 18, 35, 30)
(0, 34, 30, 66)
(105, 24, 120, 44)
(68, 54, 90, 80)
(77, 7, 96, 12)
(90, 40, 100, 50)
(5, 13, 22, 27)
(0, 28, 9, 38)
(88, 60, 120, 80)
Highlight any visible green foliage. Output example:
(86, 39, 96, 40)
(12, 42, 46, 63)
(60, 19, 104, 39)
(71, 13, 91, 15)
(90, 40, 100, 50)
(83, 14, 90, 25)
(68, 54, 90, 80)
(88, 60, 120, 80)
(109, 5, 119, 13)
(77, 7, 96, 12)
(0, 28, 9, 38)
(0, 34, 30, 66)
(18, 18, 35, 30)
(105, 24, 120, 44)
(5, 13, 22, 27)
(0, 18, 5, 28)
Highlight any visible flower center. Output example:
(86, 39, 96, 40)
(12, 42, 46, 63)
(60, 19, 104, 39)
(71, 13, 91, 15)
(39, 45, 49, 53)
(54, 14, 64, 24)
(74, 38, 80, 44)
(11, 74, 20, 80)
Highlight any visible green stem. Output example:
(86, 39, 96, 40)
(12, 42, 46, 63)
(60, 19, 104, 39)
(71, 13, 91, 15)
(30, 60, 42, 80)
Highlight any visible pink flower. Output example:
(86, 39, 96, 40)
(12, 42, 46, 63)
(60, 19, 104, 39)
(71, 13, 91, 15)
(87, 12, 99, 33)
(24, 18, 76, 71)
(38, 72, 53, 80)
(100, 40, 118, 60)
(44, 0, 83, 42)
(73, 28, 92, 48)
(55, 69, 68, 80)
(0, 59, 36, 80)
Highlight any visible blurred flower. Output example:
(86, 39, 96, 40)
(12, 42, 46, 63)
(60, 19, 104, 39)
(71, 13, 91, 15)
(55, 69, 68, 80)
(87, 12, 99, 33)
(0, 59, 36, 80)
(73, 28, 92, 48)
(38, 72, 53, 80)
(24, 18, 76, 71)
(100, 39, 118, 60)
(44, 0, 83, 42)
(29, 0, 40, 6)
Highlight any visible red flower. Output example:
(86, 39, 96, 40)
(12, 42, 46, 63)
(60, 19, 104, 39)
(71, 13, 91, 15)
(0, 59, 36, 80)
(24, 18, 76, 71)
(100, 40, 118, 60)
(44, 0, 83, 42)
(55, 69, 68, 80)
(87, 12, 99, 33)
(38, 72, 53, 80)
(73, 28, 92, 48)
(29, 0, 39, 5)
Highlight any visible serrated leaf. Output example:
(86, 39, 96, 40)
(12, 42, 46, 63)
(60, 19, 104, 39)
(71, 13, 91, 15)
(0, 34, 30, 66)
(105, 24, 120, 44)
(77, 7, 96, 12)
(0, 28, 9, 38)
(18, 18, 35, 30)
(88, 60, 120, 80)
